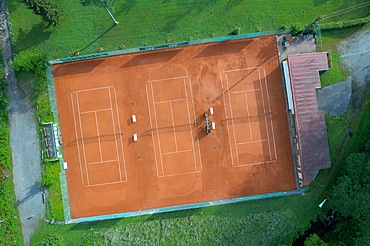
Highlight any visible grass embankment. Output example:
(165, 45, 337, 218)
(8, 0, 370, 58)
(0, 54, 23, 245)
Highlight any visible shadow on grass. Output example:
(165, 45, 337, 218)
(78, 24, 116, 53)
(14, 22, 52, 52)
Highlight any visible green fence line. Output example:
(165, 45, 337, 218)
(48, 29, 288, 65)
(67, 189, 302, 224)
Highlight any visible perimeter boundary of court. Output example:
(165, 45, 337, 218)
(48, 29, 288, 65)
(65, 189, 301, 223)
(45, 29, 294, 223)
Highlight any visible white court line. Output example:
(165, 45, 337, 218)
(87, 180, 125, 188)
(236, 160, 276, 167)
(231, 88, 260, 94)
(151, 83, 165, 176)
(113, 87, 128, 182)
(257, 68, 272, 161)
(263, 69, 278, 160)
(75, 93, 90, 186)
(80, 108, 111, 114)
(74, 86, 113, 93)
(162, 149, 193, 155)
(183, 78, 198, 171)
(146, 84, 160, 177)
(108, 88, 123, 181)
(95, 112, 103, 162)
(157, 170, 201, 178)
(244, 92, 254, 141)
(147, 76, 188, 83)
(70, 94, 85, 186)
(236, 139, 268, 145)
(155, 98, 186, 104)
(188, 77, 203, 171)
(220, 73, 235, 167)
(222, 67, 260, 73)
(225, 73, 240, 166)
(169, 101, 178, 152)
(87, 159, 118, 165)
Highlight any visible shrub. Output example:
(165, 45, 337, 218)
(320, 14, 370, 30)
(230, 27, 241, 35)
(290, 22, 305, 36)
(37, 234, 64, 246)
(25, 0, 62, 26)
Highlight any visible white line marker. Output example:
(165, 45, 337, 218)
(147, 76, 188, 83)
(169, 101, 178, 151)
(76, 93, 90, 186)
(146, 84, 160, 177)
(220, 72, 235, 167)
(87, 159, 119, 165)
(151, 83, 165, 176)
(95, 111, 103, 162)
(263, 69, 278, 160)
(225, 73, 240, 166)
(258, 68, 272, 161)
(73, 86, 113, 93)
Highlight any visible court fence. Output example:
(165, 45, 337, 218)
(48, 29, 289, 65)
(46, 28, 299, 223)
(66, 189, 302, 224)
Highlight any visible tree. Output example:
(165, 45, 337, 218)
(304, 233, 328, 246)
(80, 0, 119, 24)
(325, 152, 370, 244)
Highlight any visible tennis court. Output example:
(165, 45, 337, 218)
(52, 36, 296, 219)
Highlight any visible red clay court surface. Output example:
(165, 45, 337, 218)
(53, 36, 296, 219)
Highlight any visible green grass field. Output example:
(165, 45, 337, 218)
(7, 0, 370, 245)
(8, 0, 370, 58)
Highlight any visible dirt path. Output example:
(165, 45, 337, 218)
(0, 1, 45, 246)
(338, 28, 370, 115)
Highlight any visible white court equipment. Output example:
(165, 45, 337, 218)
(209, 107, 214, 115)
(211, 122, 216, 130)
(63, 162, 68, 170)
(133, 133, 138, 142)
(132, 114, 137, 123)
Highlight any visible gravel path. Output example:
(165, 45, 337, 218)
(1, 1, 45, 246)
(338, 28, 370, 113)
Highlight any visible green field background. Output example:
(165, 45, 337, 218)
(8, 0, 370, 57)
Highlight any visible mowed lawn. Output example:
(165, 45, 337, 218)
(8, 0, 370, 58)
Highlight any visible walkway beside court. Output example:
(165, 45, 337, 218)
(0, 1, 45, 245)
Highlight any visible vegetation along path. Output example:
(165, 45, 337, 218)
(0, 1, 44, 245)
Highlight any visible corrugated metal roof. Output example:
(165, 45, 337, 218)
(287, 52, 331, 185)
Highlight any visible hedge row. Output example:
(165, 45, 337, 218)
(320, 14, 370, 30)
